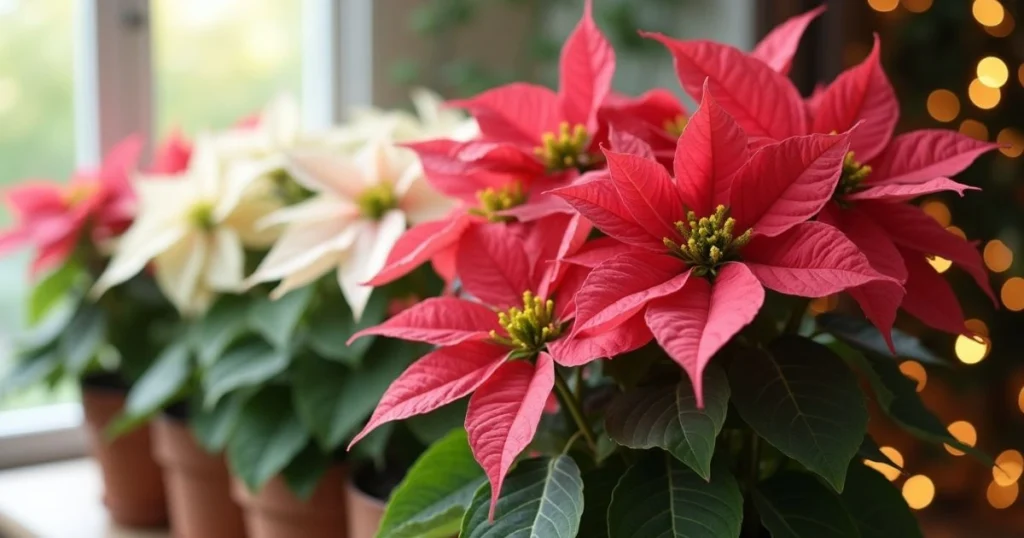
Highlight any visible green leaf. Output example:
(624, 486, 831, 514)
(227, 386, 310, 492)
(858, 435, 903, 474)
(18, 301, 76, 350)
(192, 389, 252, 452)
(579, 459, 627, 538)
(0, 347, 61, 397)
(601, 342, 666, 388)
(840, 463, 923, 538)
(406, 399, 468, 446)
(827, 338, 894, 410)
(752, 471, 860, 538)
(377, 429, 485, 538)
(293, 339, 420, 450)
(281, 442, 332, 500)
(461, 456, 584, 538)
(607, 453, 743, 538)
(28, 262, 81, 325)
(307, 290, 388, 366)
(247, 286, 313, 349)
(729, 336, 868, 491)
(203, 340, 291, 407)
(816, 313, 943, 365)
(604, 365, 729, 480)
(59, 302, 107, 375)
(109, 342, 192, 436)
(195, 294, 251, 368)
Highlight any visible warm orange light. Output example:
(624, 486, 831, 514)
(984, 239, 1014, 272)
(998, 128, 1024, 158)
(988, 481, 1019, 509)
(899, 361, 927, 392)
(926, 90, 960, 122)
(868, 0, 900, 12)
(947, 226, 967, 239)
(969, 78, 1002, 109)
(809, 295, 838, 314)
(865, 446, 904, 481)
(978, 57, 1010, 88)
(965, 318, 989, 337)
(994, 450, 1024, 486)
(973, 0, 1006, 27)
(1001, 277, 1024, 311)
(902, 475, 935, 509)
(929, 256, 952, 273)
(921, 200, 951, 226)
(986, 10, 1015, 37)
(1019, 64, 1024, 87)
(902, 0, 933, 12)
(955, 333, 990, 364)
(959, 119, 989, 141)
(944, 421, 978, 456)
(1018, 386, 1024, 414)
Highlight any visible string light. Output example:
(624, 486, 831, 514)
(1001, 277, 1024, 311)
(902, 475, 935, 509)
(955, 333, 990, 364)
(978, 57, 1010, 88)
(926, 90, 960, 122)
(868, 0, 899, 12)
(921, 200, 951, 226)
(997, 128, 1024, 158)
(983, 239, 1013, 272)
(987, 481, 1019, 509)
(994, 450, 1024, 486)
(969, 78, 1001, 109)
(973, 0, 1006, 27)
(944, 421, 978, 456)
(959, 119, 989, 141)
(899, 360, 928, 392)
(929, 256, 952, 273)
(865, 446, 905, 481)
(902, 0, 933, 13)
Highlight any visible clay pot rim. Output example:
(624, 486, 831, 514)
(80, 372, 131, 393)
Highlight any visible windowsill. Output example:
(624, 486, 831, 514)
(0, 459, 168, 538)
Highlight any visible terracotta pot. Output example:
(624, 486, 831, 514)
(80, 380, 168, 527)
(152, 415, 246, 538)
(345, 478, 387, 538)
(232, 465, 348, 538)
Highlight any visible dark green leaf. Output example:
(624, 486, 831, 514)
(227, 386, 310, 491)
(0, 347, 61, 397)
(729, 336, 868, 491)
(816, 313, 943, 364)
(840, 463, 923, 538)
(378, 429, 485, 538)
(59, 302, 107, 375)
(858, 436, 903, 474)
(461, 456, 584, 538)
(827, 338, 895, 410)
(281, 442, 332, 500)
(195, 294, 251, 368)
(605, 365, 729, 480)
(579, 459, 627, 538)
(307, 290, 388, 366)
(17, 302, 76, 350)
(601, 342, 665, 388)
(109, 342, 192, 436)
(247, 286, 313, 349)
(607, 453, 743, 538)
(192, 389, 252, 452)
(29, 262, 81, 325)
(351, 421, 394, 467)
(203, 340, 291, 407)
(405, 399, 468, 446)
(753, 471, 860, 538)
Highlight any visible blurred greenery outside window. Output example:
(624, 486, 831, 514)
(0, 0, 301, 410)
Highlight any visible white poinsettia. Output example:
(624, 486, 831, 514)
(245, 140, 451, 319)
(92, 135, 280, 316)
(326, 88, 478, 148)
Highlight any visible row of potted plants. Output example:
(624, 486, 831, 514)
(0, 1, 999, 537)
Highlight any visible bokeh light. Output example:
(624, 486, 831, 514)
(868, 0, 900, 12)
(929, 256, 952, 273)
(987, 481, 1019, 509)
(809, 295, 838, 314)
(902, 0, 933, 13)
(926, 89, 960, 122)
(899, 360, 927, 392)
(965, 318, 990, 337)
(978, 57, 1009, 87)
(903, 475, 935, 509)
(865, 446, 904, 481)
(947, 225, 967, 239)
(985, 10, 1015, 37)
(1000, 277, 1024, 311)
(973, 0, 1006, 27)
(944, 420, 978, 456)
(969, 78, 1001, 109)
(994, 450, 1024, 486)
(984, 239, 1013, 272)
(959, 119, 989, 141)
(997, 128, 1024, 158)
(956, 333, 990, 364)
(1018, 386, 1024, 414)
(921, 200, 951, 226)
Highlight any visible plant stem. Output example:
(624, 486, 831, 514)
(741, 430, 762, 538)
(783, 298, 810, 335)
(554, 370, 598, 454)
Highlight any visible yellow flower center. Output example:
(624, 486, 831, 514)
(468, 182, 525, 223)
(663, 204, 752, 277)
(664, 114, 689, 138)
(270, 169, 313, 204)
(533, 122, 599, 172)
(489, 291, 563, 354)
(188, 202, 216, 231)
(358, 184, 397, 220)
(836, 151, 871, 198)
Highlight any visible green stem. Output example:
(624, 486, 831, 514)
(741, 430, 763, 538)
(783, 298, 810, 335)
(554, 370, 598, 454)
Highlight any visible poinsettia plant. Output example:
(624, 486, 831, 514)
(348, 4, 997, 537)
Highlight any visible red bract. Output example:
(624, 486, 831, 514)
(348, 215, 646, 517)
(0, 136, 143, 275)
(650, 26, 998, 339)
(150, 129, 193, 174)
(552, 86, 896, 405)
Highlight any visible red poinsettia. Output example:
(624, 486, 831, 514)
(348, 215, 648, 516)
(0, 136, 143, 275)
(150, 129, 193, 174)
(648, 26, 997, 339)
(553, 87, 897, 404)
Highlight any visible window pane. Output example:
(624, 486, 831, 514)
(153, 0, 302, 134)
(0, 0, 76, 410)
